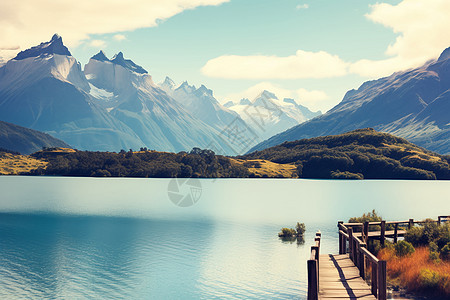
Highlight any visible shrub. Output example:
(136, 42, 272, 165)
(348, 209, 384, 232)
(405, 226, 426, 245)
(429, 241, 439, 253)
(348, 209, 382, 223)
(279, 228, 296, 237)
(405, 221, 450, 249)
(330, 170, 363, 179)
(378, 247, 450, 296)
(419, 268, 441, 289)
(296, 222, 306, 236)
(441, 243, 450, 260)
(429, 251, 441, 263)
(395, 240, 415, 257)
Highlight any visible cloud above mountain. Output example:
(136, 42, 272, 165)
(202, 0, 450, 80)
(202, 50, 349, 79)
(350, 0, 450, 77)
(0, 0, 229, 51)
(223, 82, 328, 111)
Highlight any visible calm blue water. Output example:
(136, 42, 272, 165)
(0, 177, 448, 299)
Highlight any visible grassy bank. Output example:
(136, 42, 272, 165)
(379, 246, 450, 297)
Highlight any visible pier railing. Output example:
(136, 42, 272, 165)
(337, 216, 449, 300)
(339, 215, 450, 247)
(307, 231, 321, 300)
(338, 223, 386, 299)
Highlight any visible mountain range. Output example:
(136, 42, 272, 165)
(0, 35, 318, 155)
(249, 48, 450, 154)
(223, 91, 321, 142)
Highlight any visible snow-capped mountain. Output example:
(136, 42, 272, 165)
(159, 77, 258, 154)
(249, 47, 450, 154)
(0, 34, 145, 151)
(85, 53, 238, 153)
(159, 77, 243, 130)
(0, 35, 238, 153)
(225, 90, 321, 141)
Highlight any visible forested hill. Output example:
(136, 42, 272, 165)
(241, 128, 450, 180)
(2, 129, 449, 180)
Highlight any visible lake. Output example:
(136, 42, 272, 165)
(0, 177, 448, 299)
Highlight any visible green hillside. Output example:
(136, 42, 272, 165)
(242, 128, 450, 180)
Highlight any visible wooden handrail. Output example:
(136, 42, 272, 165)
(361, 246, 378, 263)
(307, 231, 321, 300)
(338, 222, 388, 300)
(336, 216, 448, 300)
(341, 216, 449, 229)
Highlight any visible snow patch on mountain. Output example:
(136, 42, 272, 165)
(225, 90, 321, 141)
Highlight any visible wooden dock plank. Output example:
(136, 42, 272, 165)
(318, 254, 376, 300)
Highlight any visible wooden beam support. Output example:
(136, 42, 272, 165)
(371, 261, 378, 298)
(378, 260, 387, 300)
(393, 223, 398, 243)
(364, 221, 369, 244)
(307, 259, 318, 300)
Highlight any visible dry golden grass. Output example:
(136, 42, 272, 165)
(230, 158, 297, 178)
(378, 247, 450, 296)
(0, 153, 47, 175)
(47, 147, 76, 153)
(381, 143, 442, 162)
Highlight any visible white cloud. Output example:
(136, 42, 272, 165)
(203, 0, 450, 80)
(223, 82, 328, 111)
(296, 4, 309, 10)
(202, 50, 349, 79)
(351, 0, 450, 78)
(0, 0, 229, 51)
(89, 40, 106, 48)
(113, 34, 127, 41)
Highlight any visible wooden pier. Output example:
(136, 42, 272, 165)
(307, 216, 449, 300)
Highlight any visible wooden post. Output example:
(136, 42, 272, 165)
(364, 221, 369, 244)
(338, 222, 343, 254)
(312, 245, 319, 287)
(307, 259, 318, 300)
(438, 216, 442, 226)
(342, 232, 347, 254)
(409, 218, 414, 229)
(393, 223, 398, 243)
(378, 260, 387, 300)
(380, 220, 386, 247)
(371, 261, 378, 298)
(359, 243, 366, 279)
(348, 227, 354, 261)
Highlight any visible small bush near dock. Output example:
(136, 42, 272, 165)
(378, 221, 450, 297)
(279, 228, 296, 238)
(296, 222, 306, 236)
(394, 240, 415, 257)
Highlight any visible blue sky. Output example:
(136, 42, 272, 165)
(1, 0, 449, 112)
